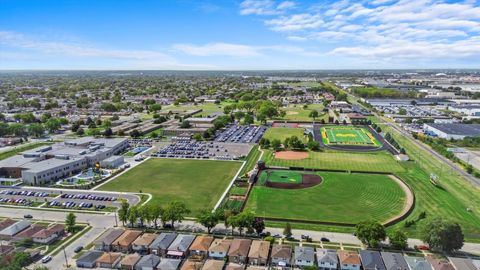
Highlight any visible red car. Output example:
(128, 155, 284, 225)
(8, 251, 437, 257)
(418, 245, 429, 250)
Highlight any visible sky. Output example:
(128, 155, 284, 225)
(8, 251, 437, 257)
(0, 0, 480, 70)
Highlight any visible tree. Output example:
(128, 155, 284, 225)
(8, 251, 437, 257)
(389, 230, 408, 250)
(130, 129, 141, 138)
(283, 222, 292, 238)
(45, 118, 61, 133)
(252, 218, 265, 236)
(355, 220, 386, 247)
(104, 128, 113, 137)
(309, 110, 319, 121)
(164, 201, 190, 228)
(148, 204, 164, 229)
(236, 212, 255, 235)
(259, 138, 270, 149)
(180, 120, 191, 129)
(28, 123, 45, 138)
(118, 199, 130, 226)
(307, 141, 320, 151)
(65, 212, 76, 233)
(196, 209, 219, 234)
(243, 114, 254, 125)
(128, 206, 139, 227)
(420, 217, 464, 253)
(271, 139, 282, 151)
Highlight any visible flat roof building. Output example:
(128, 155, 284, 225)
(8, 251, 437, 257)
(424, 123, 480, 140)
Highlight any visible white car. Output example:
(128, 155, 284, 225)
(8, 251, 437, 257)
(41, 255, 52, 263)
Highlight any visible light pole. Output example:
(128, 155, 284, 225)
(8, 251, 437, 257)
(63, 245, 69, 267)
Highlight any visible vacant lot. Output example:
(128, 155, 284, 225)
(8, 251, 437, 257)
(262, 149, 404, 173)
(245, 171, 406, 224)
(99, 158, 242, 214)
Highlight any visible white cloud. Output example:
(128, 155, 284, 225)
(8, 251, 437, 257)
(277, 1, 295, 10)
(173, 43, 262, 57)
(266, 13, 323, 31)
(239, 0, 296, 15)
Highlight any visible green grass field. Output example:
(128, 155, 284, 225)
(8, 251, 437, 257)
(245, 171, 406, 224)
(321, 126, 380, 146)
(99, 158, 242, 215)
(274, 104, 328, 122)
(263, 149, 404, 173)
(263, 127, 308, 143)
(260, 170, 303, 184)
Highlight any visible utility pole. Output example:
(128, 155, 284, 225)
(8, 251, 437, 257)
(63, 245, 69, 267)
(114, 210, 118, 227)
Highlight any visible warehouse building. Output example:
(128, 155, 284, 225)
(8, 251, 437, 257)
(424, 123, 480, 140)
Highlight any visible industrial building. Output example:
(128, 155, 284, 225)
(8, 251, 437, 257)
(424, 123, 480, 140)
(0, 137, 128, 185)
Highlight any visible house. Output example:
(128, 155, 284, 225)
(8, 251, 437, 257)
(228, 239, 252, 264)
(426, 256, 454, 270)
(294, 246, 315, 267)
(247, 240, 270, 266)
(270, 244, 292, 267)
(245, 267, 266, 270)
(0, 220, 31, 240)
(180, 259, 204, 270)
(112, 230, 142, 253)
(317, 249, 338, 270)
(94, 228, 125, 251)
(167, 234, 195, 258)
(132, 233, 158, 254)
(0, 219, 16, 231)
(209, 239, 232, 259)
(226, 263, 245, 270)
(359, 250, 386, 270)
(202, 259, 225, 270)
(337, 251, 361, 270)
(157, 258, 182, 270)
(135, 254, 161, 270)
(76, 250, 104, 268)
(189, 235, 214, 259)
(119, 254, 141, 270)
(448, 257, 478, 270)
(381, 252, 409, 270)
(12, 224, 44, 241)
(32, 224, 65, 244)
(96, 252, 122, 269)
(404, 256, 433, 270)
(150, 232, 177, 256)
(0, 244, 14, 256)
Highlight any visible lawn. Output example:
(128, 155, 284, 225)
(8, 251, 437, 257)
(262, 149, 404, 173)
(245, 171, 406, 224)
(238, 145, 262, 177)
(99, 158, 242, 215)
(263, 127, 308, 143)
(274, 104, 328, 122)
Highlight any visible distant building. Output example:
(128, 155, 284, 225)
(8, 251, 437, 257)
(423, 123, 480, 140)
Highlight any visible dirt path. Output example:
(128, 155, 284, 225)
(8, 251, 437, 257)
(383, 175, 415, 226)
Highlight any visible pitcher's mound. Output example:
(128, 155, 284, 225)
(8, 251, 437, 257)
(275, 151, 309, 160)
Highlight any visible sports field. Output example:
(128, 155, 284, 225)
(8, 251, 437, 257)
(260, 170, 303, 184)
(98, 158, 242, 215)
(262, 149, 404, 173)
(321, 126, 380, 146)
(245, 171, 407, 224)
(263, 127, 307, 143)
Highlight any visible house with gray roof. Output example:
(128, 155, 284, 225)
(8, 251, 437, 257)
(359, 250, 386, 270)
(157, 258, 182, 270)
(404, 256, 433, 270)
(76, 250, 104, 268)
(381, 252, 409, 270)
(317, 249, 338, 270)
(150, 232, 177, 256)
(167, 234, 195, 258)
(294, 246, 315, 267)
(0, 220, 31, 240)
(94, 228, 125, 251)
(448, 257, 478, 270)
(135, 254, 161, 270)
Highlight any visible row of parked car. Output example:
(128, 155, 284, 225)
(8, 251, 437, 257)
(60, 193, 117, 201)
(0, 197, 32, 205)
(0, 190, 49, 197)
(48, 200, 107, 209)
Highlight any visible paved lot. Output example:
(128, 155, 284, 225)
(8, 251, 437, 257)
(455, 149, 480, 170)
(153, 140, 252, 160)
(214, 124, 267, 143)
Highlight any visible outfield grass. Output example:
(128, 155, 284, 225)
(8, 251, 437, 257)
(239, 145, 262, 177)
(263, 127, 308, 143)
(245, 171, 406, 224)
(263, 149, 404, 173)
(99, 158, 242, 215)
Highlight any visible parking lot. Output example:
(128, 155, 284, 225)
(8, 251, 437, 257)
(153, 139, 252, 160)
(213, 124, 267, 143)
(0, 187, 140, 210)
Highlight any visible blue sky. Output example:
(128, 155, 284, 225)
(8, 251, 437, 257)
(1, 0, 479, 70)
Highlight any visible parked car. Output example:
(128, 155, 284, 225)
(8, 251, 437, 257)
(74, 246, 83, 253)
(321, 237, 330, 242)
(41, 256, 52, 263)
(23, 214, 33, 219)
